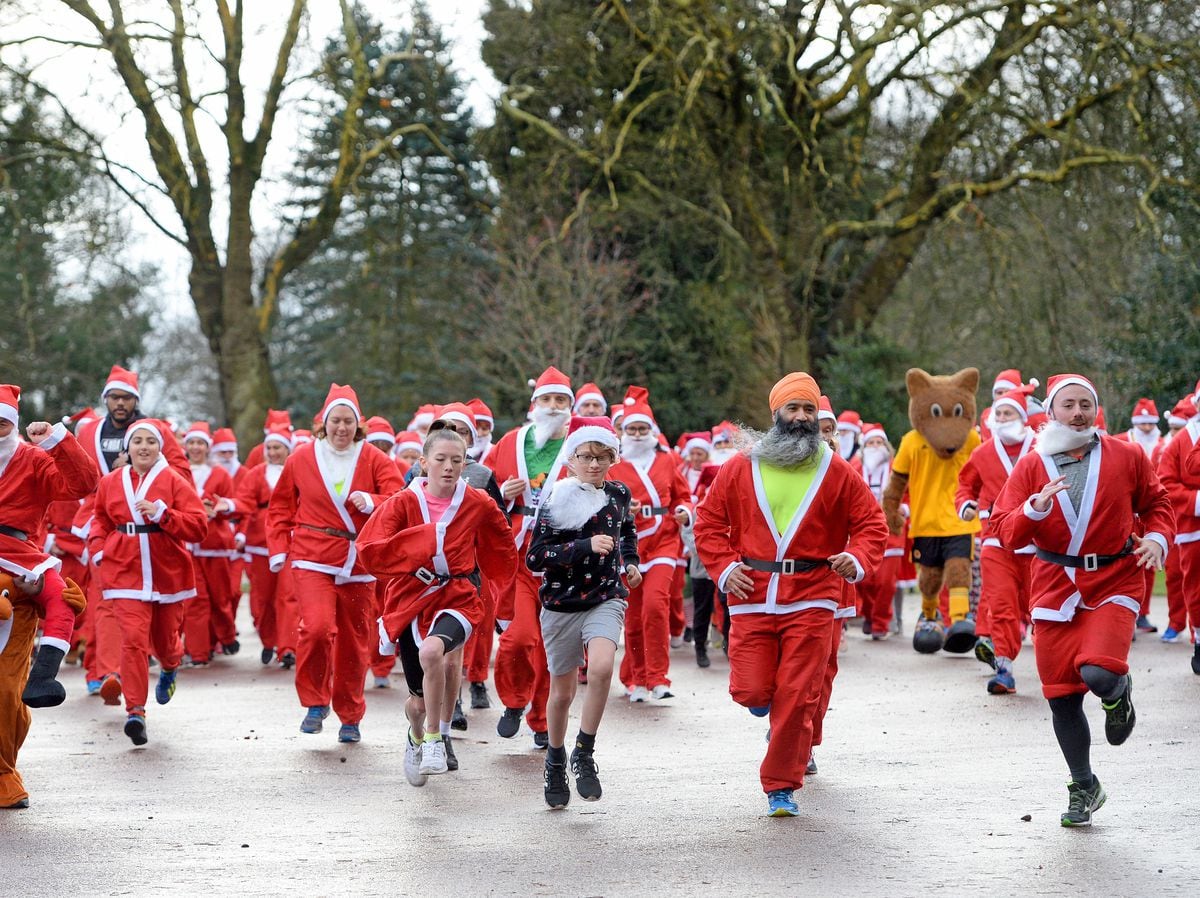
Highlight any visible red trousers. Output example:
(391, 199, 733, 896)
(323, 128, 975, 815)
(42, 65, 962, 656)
(58, 555, 89, 645)
(246, 554, 293, 652)
(728, 608, 833, 792)
(466, 573, 496, 683)
(811, 617, 842, 748)
(979, 547, 1033, 661)
(185, 555, 235, 662)
(859, 555, 899, 635)
(670, 564, 686, 638)
(111, 599, 185, 714)
(369, 582, 396, 679)
(1033, 601, 1134, 699)
(620, 563, 675, 690)
(83, 560, 121, 682)
(292, 569, 373, 723)
(1177, 541, 1200, 641)
(1164, 548, 1186, 631)
(493, 566, 549, 731)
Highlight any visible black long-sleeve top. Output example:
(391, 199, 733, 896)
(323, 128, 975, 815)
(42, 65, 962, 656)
(526, 480, 639, 612)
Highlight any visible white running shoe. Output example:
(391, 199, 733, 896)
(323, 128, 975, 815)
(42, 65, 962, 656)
(629, 686, 650, 703)
(669, 634, 684, 649)
(404, 735, 427, 787)
(651, 685, 674, 700)
(419, 737, 449, 775)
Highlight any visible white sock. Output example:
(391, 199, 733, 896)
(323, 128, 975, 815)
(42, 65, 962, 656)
(439, 720, 451, 737)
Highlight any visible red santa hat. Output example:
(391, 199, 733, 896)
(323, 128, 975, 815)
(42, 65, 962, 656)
(466, 398, 494, 427)
(563, 415, 620, 458)
(293, 429, 314, 445)
(1095, 405, 1107, 433)
(212, 427, 238, 452)
(530, 366, 574, 404)
(992, 369, 1028, 394)
(365, 416, 396, 447)
(434, 402, 478, 442)
(621, 398, 658, 433)
(712, 420, 737, 445)
(1129, 398, 1160, 425)
(101, 364, 140, 400)
(406, 404, 437, 432)
(320, 383, 363, 425)
(861, 422, 888, 444)
(183, 421, 213, 446)
(122, 418, 167, 449)
(573, 382, 607, 414)
(818, 395, 837, 425)
(394, 430, 423, 453)
(0, 384, 19, 426)
(1044, 374, 1099, 410)
(680, 431, 714, 456)
(991, 383, 1038, 422)
(836, 410, 862, 434)
(263, 408, 292, 432)
(263, 422, 293, 450)
(63, 406, 98, 429)
(1169, 397, 1197, 428)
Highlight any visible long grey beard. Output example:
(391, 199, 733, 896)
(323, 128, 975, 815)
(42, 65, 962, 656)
(737, 418, 823, 467)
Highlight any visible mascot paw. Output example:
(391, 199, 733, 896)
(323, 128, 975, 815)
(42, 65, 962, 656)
(942, 618, 977, 654)
(22, 678, 67, 708)
(885, 512, 905, 536)
(912, 616, 945, 654)
(62, 578, 87, 615)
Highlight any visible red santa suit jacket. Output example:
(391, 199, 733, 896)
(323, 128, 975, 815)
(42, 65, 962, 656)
(955, 431, 1036, 552)
(0, 426, 98, 582)
(233, 463, 285, 559)
(87, 458, 209, 602)
(44, 497, 89, 564)
(357, 478, 518, 646)
(609, 451, 692, 571)
(1156, 420, 1200, 548)
(187, 463, 236, 558)
(76, 416, 190, 480)
(486, 424, 571, 550)
(990, 436, 1173, 621)
(693, 447, 888, 616)
(267, 440, 405, 584)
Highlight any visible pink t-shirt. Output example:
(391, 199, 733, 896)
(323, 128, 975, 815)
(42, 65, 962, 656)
(423, 491, 453, 522)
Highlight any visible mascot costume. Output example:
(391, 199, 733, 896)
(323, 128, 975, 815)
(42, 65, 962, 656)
(882, 368, 982, 653)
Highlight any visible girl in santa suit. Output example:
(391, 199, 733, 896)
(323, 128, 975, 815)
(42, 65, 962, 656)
(233, 424, 296, 667)
(357, 429, 517, 784)
(608, 397, 693, 702)
(856, 423, 907, 641)
(956, 385, 1039, 694)
(87, 419, 209, 745)
(267, 385, 405, 743)
(180, 422, 240, 665)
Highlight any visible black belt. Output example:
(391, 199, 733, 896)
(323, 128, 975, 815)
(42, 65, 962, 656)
(414, 566, 481, 589)
(511, 504, 537, 517)
(639, 506, 672, 518)
(0, 524, 29, 541)
(301, 524, 357, 540)
(121, 522, 162, 536)
(741, 556, 829, 575)
(1036, 537, 1135, 573)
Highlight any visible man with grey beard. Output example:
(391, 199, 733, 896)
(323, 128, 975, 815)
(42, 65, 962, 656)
(990, 373, 1172, 828)
(694, 372, 887, 818)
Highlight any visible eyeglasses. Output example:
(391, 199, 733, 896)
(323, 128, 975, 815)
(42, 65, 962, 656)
(574, 453, 613, 467)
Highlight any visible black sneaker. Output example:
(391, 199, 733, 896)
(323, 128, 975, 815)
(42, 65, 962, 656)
(261, 647, 274, 665)
(222, 639, 240, 656)
(570, 748, 602, 801)
(1191, 645, 1200, 676)
(1101, 674, 1136, 746)
(278, 650, 296, 670)
(444, 735, 459, 772)
(1136, 614, 1157, 633)
(497, 707, 523, 738)
(682, 626, 693, 644)
(544, 760, 570, 809)
(696, 645, 711, 668)
(451, 698, 468, 731)
(469, 681, 491, 709)
(532, 730, 549, 750)
(806, 752, 818, 776)
(1061, 777, 1106, 827)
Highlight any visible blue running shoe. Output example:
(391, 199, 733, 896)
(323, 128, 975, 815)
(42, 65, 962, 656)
(155, 668, 177, 705)
(300, 705, 331, 734)
(124, 714, 148, 746)
(1161, 627, 1180, 643)
(767, 789, 798, 817)
(86, 680, 102, 696)
(748, 705, 771, 718)
(338, 724, 361, 743)
(987, 668, 1016, 694)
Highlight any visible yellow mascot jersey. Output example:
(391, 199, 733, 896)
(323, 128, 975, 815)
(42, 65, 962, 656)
(892, 429, 982, 538)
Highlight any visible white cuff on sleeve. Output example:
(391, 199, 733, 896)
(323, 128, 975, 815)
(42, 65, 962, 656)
(38, 422, 69, 451)
(957, 501, 976, 520)
(674, 504, 693, 528)
(350, 491, 374, 514)
(844, 553, 865, 584)
(92, 551, 103, 565)
(1144, 532, 1169, 558)
(269, 553, 287, 574)
(716, 560, 743, 594)
(39, 636, 72, 653)
(900, 503, 910, 519)
(1194, 491, 1200, 517)
(1023, 498, 1052, 520)
(147, 500, 168, 523)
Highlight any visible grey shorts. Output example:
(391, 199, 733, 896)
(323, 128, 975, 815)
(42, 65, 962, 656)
(540, 599, 627, 677)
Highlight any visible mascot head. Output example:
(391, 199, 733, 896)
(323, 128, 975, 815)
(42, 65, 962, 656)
(0, 572, 14, 622)
(905, 367, 980, 460)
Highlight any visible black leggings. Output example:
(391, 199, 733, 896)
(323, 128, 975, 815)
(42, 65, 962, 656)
(397, 615, 467, 697)
(692, 578, 716, 647)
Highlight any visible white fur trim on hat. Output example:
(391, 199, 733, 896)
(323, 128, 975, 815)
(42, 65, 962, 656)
(101, 379, 140, 400)
(1046, 376, 1098, 408)
(573, 392, 607, 412)
(565, 425, 620, 458)
(532, 383, 575, 403)
(322, 398, 360, 424)
(683, 437, 713, 456)
(183, 429, 213, 446)
(1131, 413, 1160, 424)
(835, 422, 861, 433)
(212, 440, 237, 452)
(0, 403, 17, 426)
(817, 410, 836, 423)
(992, 379, 1018, 393)
(368, 433, 396, 447)
(621, 412, 655, 431)
(263, 432, 292, 450)
(991, 396, 1029, 421)
(123, 420, 163, 448)
(438, 411, 477, 441)
(395, 439, 422, 453)
(1169, 414, 1188, 428)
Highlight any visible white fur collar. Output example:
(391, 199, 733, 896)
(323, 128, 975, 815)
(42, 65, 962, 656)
(542, 477, 608, 531)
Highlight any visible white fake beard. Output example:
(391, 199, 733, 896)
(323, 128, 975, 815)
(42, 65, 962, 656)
(1037, 421, 1098, 456)
(542, 477, 607, 530)
(0, 430, 18, 476)
(620, 433, 657, 463)
(216, 457, 240, 476)
(837, 432, 857, 460)
(468, 434, 492, 461)
(993, 420, 1028, 446)
(1132, 427, 1160, 451)
(861, 445, 890, 471)
(531, 407, 569, 449)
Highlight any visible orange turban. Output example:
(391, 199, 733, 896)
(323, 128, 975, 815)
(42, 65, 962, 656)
(769, 372, 821, 414)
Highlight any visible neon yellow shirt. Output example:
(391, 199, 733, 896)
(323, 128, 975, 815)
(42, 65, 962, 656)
(892, 429, 981, 538)
(758, 445, 824, 535)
